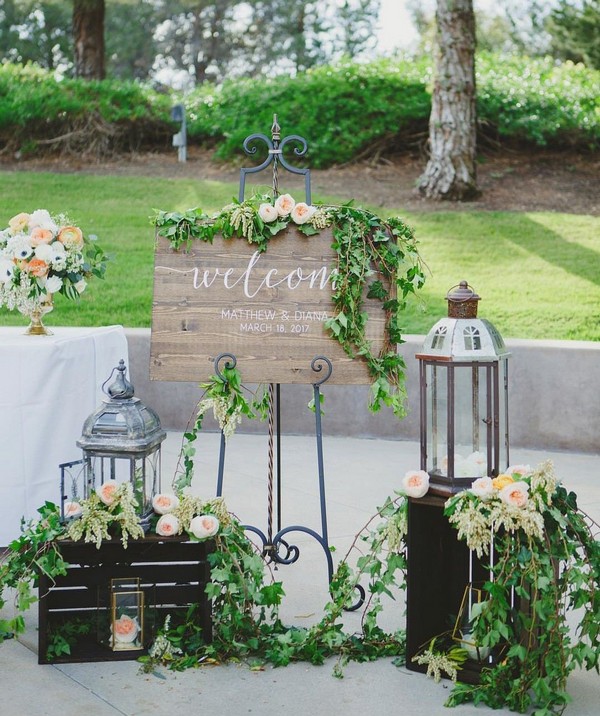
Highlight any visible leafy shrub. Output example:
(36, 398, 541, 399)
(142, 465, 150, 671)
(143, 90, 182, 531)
(476, 52, 600, 148)
(185, 53, 599, 164)
(0, 62, 172, 155)
(185, 58, 433, 167)
(0, 53, 598, 163)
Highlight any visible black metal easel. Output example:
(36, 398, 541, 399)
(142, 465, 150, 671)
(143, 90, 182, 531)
(212, 117, 362, 607)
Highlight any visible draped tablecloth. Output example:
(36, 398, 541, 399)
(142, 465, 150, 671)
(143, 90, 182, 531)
(0, 326, 128, 546)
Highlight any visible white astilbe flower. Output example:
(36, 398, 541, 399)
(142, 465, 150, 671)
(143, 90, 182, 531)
(448, 498, 493, 558)
(197, 396, 243, 440)
(529, 459, 558, 510)
(148, 615, 183, 661)
(412, 649, 459, 683)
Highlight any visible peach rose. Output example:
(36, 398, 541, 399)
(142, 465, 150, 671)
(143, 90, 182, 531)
(500, 481, 529, 509)
(290, 202, 316, 225)
(156, 513, 180, 537)
(8, 212, 30, 234)
(64, 501, 83, 519)
(58, 225, 84, 248)
(24, 258, 49, 277)
(492, 474, 515, 491)
(274, 193, 296, 217)
(471, 476, 494, 500)
(189, 514, 220, 540)
(112, 614, 140, 644)
(97, 481, 118, 505)
(402, 469, 430, 499)
(258, 203, 278, 223)
(152, 493, 179, 515)
(30, 227, 54, 246)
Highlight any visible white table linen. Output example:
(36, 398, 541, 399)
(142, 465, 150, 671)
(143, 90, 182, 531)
(0, 326, 128, 545)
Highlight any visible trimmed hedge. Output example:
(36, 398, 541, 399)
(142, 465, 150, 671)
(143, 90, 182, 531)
(0, 53, 598, 163)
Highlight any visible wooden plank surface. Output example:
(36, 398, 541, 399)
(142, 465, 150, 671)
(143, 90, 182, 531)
(151, 226, 392, 384)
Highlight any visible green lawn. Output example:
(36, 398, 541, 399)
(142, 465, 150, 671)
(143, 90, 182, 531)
(1, 171, 598, 341)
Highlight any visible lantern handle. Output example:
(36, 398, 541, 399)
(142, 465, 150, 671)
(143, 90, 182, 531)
(101, 359, 135, 399)
(446, 281, 480, 303)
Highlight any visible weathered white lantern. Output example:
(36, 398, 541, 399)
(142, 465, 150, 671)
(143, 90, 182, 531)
(416, 281, 510, 494)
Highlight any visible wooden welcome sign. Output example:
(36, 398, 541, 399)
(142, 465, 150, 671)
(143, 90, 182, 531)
(150, 225, 392, 384)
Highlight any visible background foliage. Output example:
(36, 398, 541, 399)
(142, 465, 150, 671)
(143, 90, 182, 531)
(1, 53, 599, 161)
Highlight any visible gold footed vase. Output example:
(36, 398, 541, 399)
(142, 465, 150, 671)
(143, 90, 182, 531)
(24, 297, 54, 336)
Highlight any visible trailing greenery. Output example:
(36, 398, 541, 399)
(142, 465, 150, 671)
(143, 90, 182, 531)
(140, 493, 409, 674)
(1, 457, 598, 715)
(1, 53, 598, 161)
(443, 463, 600, 714)
(154, 192, 425, 419)
(0, 502, 68, 641)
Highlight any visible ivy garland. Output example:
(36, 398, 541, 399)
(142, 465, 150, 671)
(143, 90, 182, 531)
(153, 192, 426, 419)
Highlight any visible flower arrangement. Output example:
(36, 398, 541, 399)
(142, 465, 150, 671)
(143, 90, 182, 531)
(444, 462, 553, 558)
(0, 208, 108, 319)
(66, 482, 145, 548)
(150, 492, 226, 541)
(441, 461, 600, 713)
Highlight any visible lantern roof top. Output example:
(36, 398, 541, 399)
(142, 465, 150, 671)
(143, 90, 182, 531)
(77, 360, 166, 454)
(417, 317, 510, 361)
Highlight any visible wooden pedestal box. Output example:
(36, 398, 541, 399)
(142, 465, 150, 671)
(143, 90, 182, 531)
(38, 535, 213, 664)
(405, 495, 488, 684)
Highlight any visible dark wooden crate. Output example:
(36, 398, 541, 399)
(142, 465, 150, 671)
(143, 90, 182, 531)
(38, 535, 213, 664)
(405, 495, 489, 685)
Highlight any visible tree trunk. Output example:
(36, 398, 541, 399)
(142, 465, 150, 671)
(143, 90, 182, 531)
(73, 0, 105, 80)
(417, 0, 479, 201)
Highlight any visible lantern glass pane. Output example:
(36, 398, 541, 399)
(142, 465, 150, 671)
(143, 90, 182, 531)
(425, 363, 447, 475)
(498, 358, 509, 471)
(452, 365, 490, 478)
(110, 588, 144, 651)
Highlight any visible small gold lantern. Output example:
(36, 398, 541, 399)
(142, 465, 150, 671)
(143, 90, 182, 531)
(452, 583, 491, 662)
(108, 577, 144, 651)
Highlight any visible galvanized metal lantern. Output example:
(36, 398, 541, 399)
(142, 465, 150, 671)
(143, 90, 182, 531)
(77, 359, 166, 519)
(416, 281, 510, 494)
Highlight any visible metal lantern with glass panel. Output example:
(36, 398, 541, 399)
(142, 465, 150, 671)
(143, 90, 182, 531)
(416, 281, 510, 495)
(77, 359, 166, 521)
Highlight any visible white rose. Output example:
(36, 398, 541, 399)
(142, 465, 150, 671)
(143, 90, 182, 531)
(290, 202, 316, 225)
(471, 476, 494, 500)
(507, 464, 532, 478)
(35, 243, 54, 262)
(0, 260, 14, 283)
(29, 209, 58, 232)
(402, 469, 430, 499)
(274, 193, 296, 217)
(499, 481, 530, 509)
(189, 514, 220, 540)
(156, 513, 180, 537)
(74, 278, 87, 294)
(44, 275, 63, 293)
(152, 493, 180, 515)
(258, 203, 278, 223)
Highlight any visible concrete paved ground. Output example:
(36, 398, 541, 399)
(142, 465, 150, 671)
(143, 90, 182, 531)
(1, 432, 598, 716)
